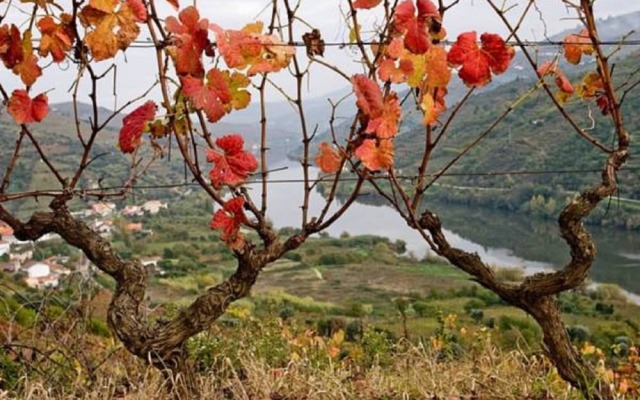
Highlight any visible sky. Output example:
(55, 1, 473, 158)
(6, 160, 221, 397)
(2, 0, 639, 107)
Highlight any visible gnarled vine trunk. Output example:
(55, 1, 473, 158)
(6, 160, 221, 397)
(0, 201, 307, 398)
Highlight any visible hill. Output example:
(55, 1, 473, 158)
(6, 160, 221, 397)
(318, 47, 640, 229)
(0, 95, 303, 217)
(393, 49, 640, 219)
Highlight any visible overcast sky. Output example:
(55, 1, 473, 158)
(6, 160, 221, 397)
(2, 0, 639, 107)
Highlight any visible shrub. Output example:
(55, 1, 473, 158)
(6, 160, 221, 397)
(464, 299, 486, 314)
(470, 309, 484, 324)
(568, 325, 591, 342)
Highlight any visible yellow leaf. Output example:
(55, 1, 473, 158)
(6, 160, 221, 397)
(349, 24, 361, 44)
(331, 329, 345, 346)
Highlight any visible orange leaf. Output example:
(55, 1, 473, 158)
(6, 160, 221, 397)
(118, 101, 156, 153)
(7, 90, 49, 124)
(315, 142, 341, 173)
(563, 29, 593, 65)
(211, 197, 248, 250)
(447, 31, 514, 87)
(385, 37, 405, 59)
(577, 72, 604, 98)
(12, 31, 42, 86)
(355, 139, 394, 171)
(212, 22, 294, 76)
(424, 45, 450, 87)
(420, 87, 446, 125)
(37, 15, 75, 63)
(206, 134, 258, 189)
(165, 0, 178, 10)
(80, 0, 141, 61)
(366, 92, 401, 139)
(225, 71, 251, 111)
(206, 68, 251, 112)
(378, 58, 414, 83)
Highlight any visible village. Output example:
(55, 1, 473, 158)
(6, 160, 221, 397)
(0, 200, 168, 289)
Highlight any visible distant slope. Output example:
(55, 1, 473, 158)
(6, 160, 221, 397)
(388, 49, 640, 228)
(397, 50, 640, 195)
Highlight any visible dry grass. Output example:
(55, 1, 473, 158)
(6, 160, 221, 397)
(2, 341, 586, 400)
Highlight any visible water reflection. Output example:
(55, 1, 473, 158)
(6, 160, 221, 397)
(252, 163, 640, 295)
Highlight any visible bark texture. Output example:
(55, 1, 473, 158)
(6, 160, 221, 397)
(0, 199, 303, 398)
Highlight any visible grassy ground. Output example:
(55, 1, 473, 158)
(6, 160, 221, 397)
(0, 326, 596, 400)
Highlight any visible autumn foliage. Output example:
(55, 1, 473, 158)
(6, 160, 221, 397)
(0, 0, 609, 248)
(0, 1, 632, 398)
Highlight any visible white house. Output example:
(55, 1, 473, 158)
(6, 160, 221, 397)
(142, 200, 167, 215)
(1, 260, 20, 273)
(10, 250, 33, 263)
(122, 205, 144, 217)
(90, 220, 114, 237)
(0, 241, 10, 257)
(25, 275, 59, 289)
(92, 202, 117, 217)
(26, 262, 51, 278)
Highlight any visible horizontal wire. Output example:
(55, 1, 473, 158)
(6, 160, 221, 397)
(3, 166, 639, 197)
(27, 38, 640, 49)
(121, 39, 640, 48)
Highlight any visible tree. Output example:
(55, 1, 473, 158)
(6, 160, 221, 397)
(0, 1, 634, 399)
(328, 1, 631, 399)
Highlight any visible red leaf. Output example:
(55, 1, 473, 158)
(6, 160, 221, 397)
(416, 0, 439, 17)
(211, 197, 247, 250)
(126, 0, 147, 23)
(206, 134, 258, 189)
(355, 139, 394, 171)
(181, 75, 226, 122)
(554, 72, 574, 94)
(536, 60, 555, 77)
(480, 33, 513, 75)
(118, 101, 156, 153)
(166, 6, 210, 77)
(404, 19, 430, 54)
(211, 23, 261, 70)
(165, 0, 178, 10)
(447, 31, 489, 85)
(315, 142, 341, 173)
(352, 74, 384, 117)
(596, 94, 611, 116)
(447, 31, 514, 87)
(206, 68, 232, 105)
(7, 90, 49, 124)
(353, 0, 382, 9)
(393, 0, 439, 54)
(537, 60, 574, 94)
(0, 25, 23, 69)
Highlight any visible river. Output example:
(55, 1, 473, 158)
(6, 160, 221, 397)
(249, 163, 640, 298)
